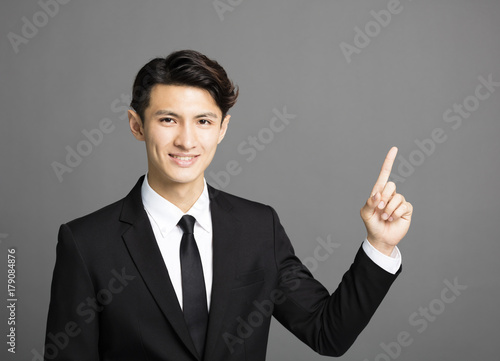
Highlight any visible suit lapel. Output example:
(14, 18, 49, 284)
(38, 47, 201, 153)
(119, 176, 200, 360)
(204, 185, 241, 360)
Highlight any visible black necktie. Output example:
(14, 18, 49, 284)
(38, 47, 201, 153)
(178, 215, 208, 358)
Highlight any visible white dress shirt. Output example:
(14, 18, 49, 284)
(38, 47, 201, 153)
(141, 175, 213, 310)
(141, 175, 402, 311)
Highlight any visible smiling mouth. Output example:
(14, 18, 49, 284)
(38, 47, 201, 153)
(170, 155, 198, 160)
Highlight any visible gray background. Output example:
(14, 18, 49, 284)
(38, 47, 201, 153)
(1, 0, 499, 360)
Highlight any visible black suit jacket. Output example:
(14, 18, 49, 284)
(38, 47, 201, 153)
(44, 176, 400, 360)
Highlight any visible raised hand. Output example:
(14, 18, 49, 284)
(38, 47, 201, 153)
(360, 147, 413, 256)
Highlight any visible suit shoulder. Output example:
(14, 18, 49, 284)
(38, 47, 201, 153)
(65, 197, 125, 232)
(208, 185, 274, 216)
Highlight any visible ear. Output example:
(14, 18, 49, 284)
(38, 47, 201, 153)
(128, 109, 145, 141)
(217, 114, 231, 144)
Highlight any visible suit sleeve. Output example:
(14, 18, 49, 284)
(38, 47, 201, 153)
(270, 206, 401, 357)
(44, 224, 100, 360)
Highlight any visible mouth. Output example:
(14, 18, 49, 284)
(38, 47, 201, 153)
(169, 153, 200, 167)
(170, 155, 197, 161)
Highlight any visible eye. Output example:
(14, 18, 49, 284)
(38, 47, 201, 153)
(160, 118, 175, 123)
(198, 119, 212, 125)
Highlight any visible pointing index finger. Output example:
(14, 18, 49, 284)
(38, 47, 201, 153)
(371, 146, 398, 195)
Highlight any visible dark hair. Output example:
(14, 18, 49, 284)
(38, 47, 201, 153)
(130, 49, 238, 123)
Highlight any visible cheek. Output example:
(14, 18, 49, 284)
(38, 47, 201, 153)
(145, 130, 170, 149)
(202, 131, 224, 150)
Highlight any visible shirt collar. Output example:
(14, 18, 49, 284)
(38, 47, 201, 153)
(141, 174, 211, 237)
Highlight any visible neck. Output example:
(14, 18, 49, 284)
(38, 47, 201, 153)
(146, 172, 205, 213)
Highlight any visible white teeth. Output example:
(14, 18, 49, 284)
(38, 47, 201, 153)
(172, 155, 195, 161)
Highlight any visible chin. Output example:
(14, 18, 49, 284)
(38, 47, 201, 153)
(165, 172, 203, 186)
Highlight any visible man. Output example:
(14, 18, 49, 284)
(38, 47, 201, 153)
(44, 49, 413, 360)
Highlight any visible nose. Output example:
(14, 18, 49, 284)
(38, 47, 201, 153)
(173, 122, 197, 150)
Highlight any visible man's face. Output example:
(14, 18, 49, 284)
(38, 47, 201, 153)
(129, 84, 229, 189)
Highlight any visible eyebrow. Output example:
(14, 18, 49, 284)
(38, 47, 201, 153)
(152, 110, 180, 118)
(153, 109, 219, 119)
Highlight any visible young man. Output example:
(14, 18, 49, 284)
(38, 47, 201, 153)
(44, 50, 413, 361)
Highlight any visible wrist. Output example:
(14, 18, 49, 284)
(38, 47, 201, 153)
(366, 236, 396, 257)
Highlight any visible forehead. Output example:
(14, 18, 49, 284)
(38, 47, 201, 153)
(147, 84, 221, 117)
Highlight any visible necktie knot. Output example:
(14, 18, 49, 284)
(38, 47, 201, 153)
(178, 215, 196, 235)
